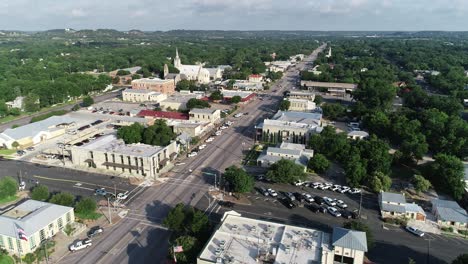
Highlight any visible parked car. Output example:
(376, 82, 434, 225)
(327, 207, 341, 217)
(95, 188, 107, 196)
(258, 187, 269, 196)
(323, 197, 336, 206)
(302, 193, 314, 203)
(18, 181, 26, 191)
(294, 192, 305, 203)
(293, 180, 304, 186)
(205, 137, 214, 143)
(198, 144, 207, 150)
(348, 188, 361, 194)
(26, 147, 35, 151)
(215, 130, 222, 136)
(87, 226, 104, 238)
(234, 113, 243, 118)
(341, 210, 353, 219)
(69, 239, 92, 251)
(406, 226, 425, 237)
(267, 188, 278, 197)
(281, 198, 297, 209)
(187, 152, 198, 157)
(117, 191, 129, 200)
(314, 196, 324, 205)
(339, 186, 350, 194)
(318, 205, 328, 213)
(16, 150, 26, 156)
(307, 203, 320, 213)
(284, 192, 296, 201)
(336, 200, 348, 209)
(311, 182, 322, 189)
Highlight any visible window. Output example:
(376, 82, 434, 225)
(39, 229, 46, 241)
(49, 223, 53, 230)
(29, 236, 36, 250)
(0, 236, 4, 248)
(16, 239, 22, 252)
(58, 217, 63, 228)
(66, 212, 71, 223)
(7, 237, 13, 250)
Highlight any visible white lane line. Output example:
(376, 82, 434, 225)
(73, 185, 95, 191)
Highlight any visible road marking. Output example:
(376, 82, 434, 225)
(73, 185, 95, 191)
(33, 175, 128, 192)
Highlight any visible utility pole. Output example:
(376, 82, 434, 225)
(107, 196, 112, 224)
(358, 188, 363, 218)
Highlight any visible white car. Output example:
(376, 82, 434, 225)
(117, 191, 129, 200)
(327, 207, 341, 217)
(331, 186, 341, 192)
(234, 113, 243, 118)
(215, 131, 222, 136)
(348, 188, 361, 194)
(188, 152, 198, 157)
(323, 197, 336, 206)
(294, 180, 304, 186)
(336, 200, 348, 208)
(220, 126, 228, 130)
(69, 239, 92, 252)
(18, 181, 26, 191)
(267, 188, 278, 197)
(205, 137, 214, 143)
(339, 186, 351, 193)
(198, 144, 207, 150)
(302, 193, 314, 203)
(406, 226, 425, 237)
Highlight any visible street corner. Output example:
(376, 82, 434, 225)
(209, 190, 252, 206)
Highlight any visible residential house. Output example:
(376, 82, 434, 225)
(431, 199, 467, 230)
(5, 96, 25, 110)
(379, 192, 426, 221)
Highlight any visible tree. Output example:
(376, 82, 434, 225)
(0, 176, 18, 200)
(188, 209, 210, 236)
(408, 258, 416, 264)
(279, 100, 291, 111)
(176, 80, 197, 91)
(427, 154, 465, 200)
(412, 175, 431, 193)
(117, 123, 144, 144)
(11, 141, 19, 149)
(31, 185, 49, 201)
(223, 166, 255, 193)
(71, 104, 80, 111)
(163, 203, 187, 234)
(343, 221, 374, 249)
(307, 154, 330, 173)
(452, 254, 468, 264)
(230, 96, 242, 104)
(75, 197, 97, 215)
(314, 95, 323, 105)
(143, 119, 175, 146)
(116, 70, 130, 76)
(23, 253, 36, 264)
(322, 103, 346, 120)
(23, 94, 40, 112)
(266, 159, 307, 183)
(172, 236, 199, 264)
(49, 192, 75, 207)
(209, 90, 223, 101)
(344, 150, 367, 187)
(186, 98, 210, 109)
(369, 172, 392, 193)
(82, 96, 94, 107)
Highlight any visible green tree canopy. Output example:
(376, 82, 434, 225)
(322, 103, 346, 120)
(0, 176, 18, 200)
(163, 203, 187, 234)
(230, 96, 242, 104)
(49, 192, 75, 207)
(452, 254, 468, 264)
(117, 123, 144, 144)
(369, 172, 392, 193)
(75, 197, 97, 215)
(223, 166, 255, 193)
(31, 185, 49, 201)
(209, 90, 223, 101)
(307, 154, 330, 173)
(172, 236, 199, 264)
(186, 98, 210, 109)
(412, 174, 432, 193)
(82, 96, 94, 107)
(427, 154, 465, 200)
(266, 159, 307, 183)
(279, 100, 291, 111)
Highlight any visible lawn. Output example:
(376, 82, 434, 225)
(0, 115, 21, 124)
(0, 149, 16, 156)
(0, 195, 17, 205)
(0, 255, 14, 264)
(75, 212, 103, 220)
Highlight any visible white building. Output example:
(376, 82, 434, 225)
(70, 134, 178, 180)
(0, 200, 75, 254)
(248, 74, 263, 83)
(174, 49, 210, 84)
(257, 142, 313, 169)
(189, 108, 221, 124)
(159, 92, 203, 111)
(5, 96, 25, 110)
(122, 89, 167, 103)
(288, 90, 316, 101)
(265, 61, 292, 73)
(347, 131, 369, 140)
(286, 98, 316, 112)
(197, 211, 367, 264)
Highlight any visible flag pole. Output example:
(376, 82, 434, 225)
(13, 223, 23, 264)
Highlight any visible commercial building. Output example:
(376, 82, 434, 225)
(286, 98, 316, 112)
(131, 78, 175, 95)
(189, 108, 221, 124)
(159, 92, 203, 111)
(122, 89, 167, 103)
(255, 111, 322, 144)
(265, 61, 292, 73)
(257, 142, 313, 169)
(197, 211, 367, 264)
(138, 110, 189, 121)
(288, 90, 316, 101)
(70, 134, 178, 180)
(221, 90, 256, 103)
(379, 192, 426, 221)
(232, 81, 264, 91)
(0, 116, 79, 149)
(0, 200, 75, 254)
(248, 74, 263, 83)
(300, 81, 358, 97)
(431, 199, 467, 230)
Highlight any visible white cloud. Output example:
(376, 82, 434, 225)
(70, 8, 87, 18)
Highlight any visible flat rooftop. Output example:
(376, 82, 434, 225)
(301, 81, 357, 90)
(76, 134, 164, 157)
(198, 211, 332, 264)
(132, 77, 172, 84)
(123, 88, 161, 95)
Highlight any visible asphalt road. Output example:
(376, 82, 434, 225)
(0, 90, 122, 133)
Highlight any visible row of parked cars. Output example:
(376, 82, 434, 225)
(295, 181, 361, 195)
(188, 121, 233, 158)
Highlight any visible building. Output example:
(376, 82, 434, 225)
(326, 47, 332, 58)
(231, 80, 264, 91)
(286, 98, 316, 112)
(248, 74, 263, 83)
(205, 68, 223, 81)
(157, 91, 204, 111)
(347, 131, 369, 140)
(0, 200, 75, 255)
(172, 121, 208, 138)
(122, 89, 167, 103)
(300, 81, 358, 97)
(221, 90, 256, 103)
(256, 111, 322, 144)
(131, 78, 175, 95)
(174, 49, 210, 84)
(431, 199, 467, 230)
(379, 192, 426, 221)
(257, 142, 313, 169)
(138, 110, 189, 121)
(5, 96, 25, 110)
(288, 90, 316, 101)
(0, 116, 78, 149)
(189, 108, 221, 124)
(197, 211, 367, 264)
(265, 61, 292, 73)
(108, 66, 141, 85)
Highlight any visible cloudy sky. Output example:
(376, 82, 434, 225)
(0, 0, 466, 31)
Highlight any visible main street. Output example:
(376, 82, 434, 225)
(55, 45, 327, 264)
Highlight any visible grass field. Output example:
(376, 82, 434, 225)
(0, 149, 16, 156)
(0, 255, 14, 264)
(75, 212, 103, 220)
(0, 195, 17, 205)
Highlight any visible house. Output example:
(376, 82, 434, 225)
(122, 89, 167, 103)
(131, 78, 175, 95)
(347, 131, 369, 140)
(431, 199, 467, 230)
(70, 134, 178, 180)
(5, 96, 25, 110)
(257, 142, 313, 169)
(197, 211, 367, 264)
(286, 98, 316, 112)
(0, 200, 75, 254)
(189, 108, 221, 124)
(379, 192, 426, 221)
(248, 74, 263, 83)
(332, 227, 368, 264)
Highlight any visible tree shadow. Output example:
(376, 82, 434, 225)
(369, 240, 447, 264)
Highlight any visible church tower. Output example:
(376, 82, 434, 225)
(174, 48, 181, 69)
(163, 64, 169, 78)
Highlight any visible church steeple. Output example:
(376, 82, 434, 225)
(174, 48, 181, 69)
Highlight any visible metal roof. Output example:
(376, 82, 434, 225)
(267, 147, 302, 156)
(432, 199, 467, 223)
(380, 192, 406, 204)
(272, 110, 322, 126)
(381, 203, 406, 214)
(123, 88, 159, 94)
(301, 81, 358, 90)
(332, 227, 368, 252)
(404, 203, 426, 215)
(0, 200, 73, 238)
(1, 115, 77, 140)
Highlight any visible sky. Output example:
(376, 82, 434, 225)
(0, 0, 467, 31)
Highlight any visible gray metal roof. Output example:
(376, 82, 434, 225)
(432, 199, 467, 223)
(332, 227, 367, 252)
(380, 192, 406, 204)
(1, 116, 77, 140)
(267, 147, 302, 156)
(404, 203, 426, 215)
(0, 200, 73, 238)
(381, 203, 406, 214)
(272, 110, 322, 126)
(189, 108, 218, 114)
